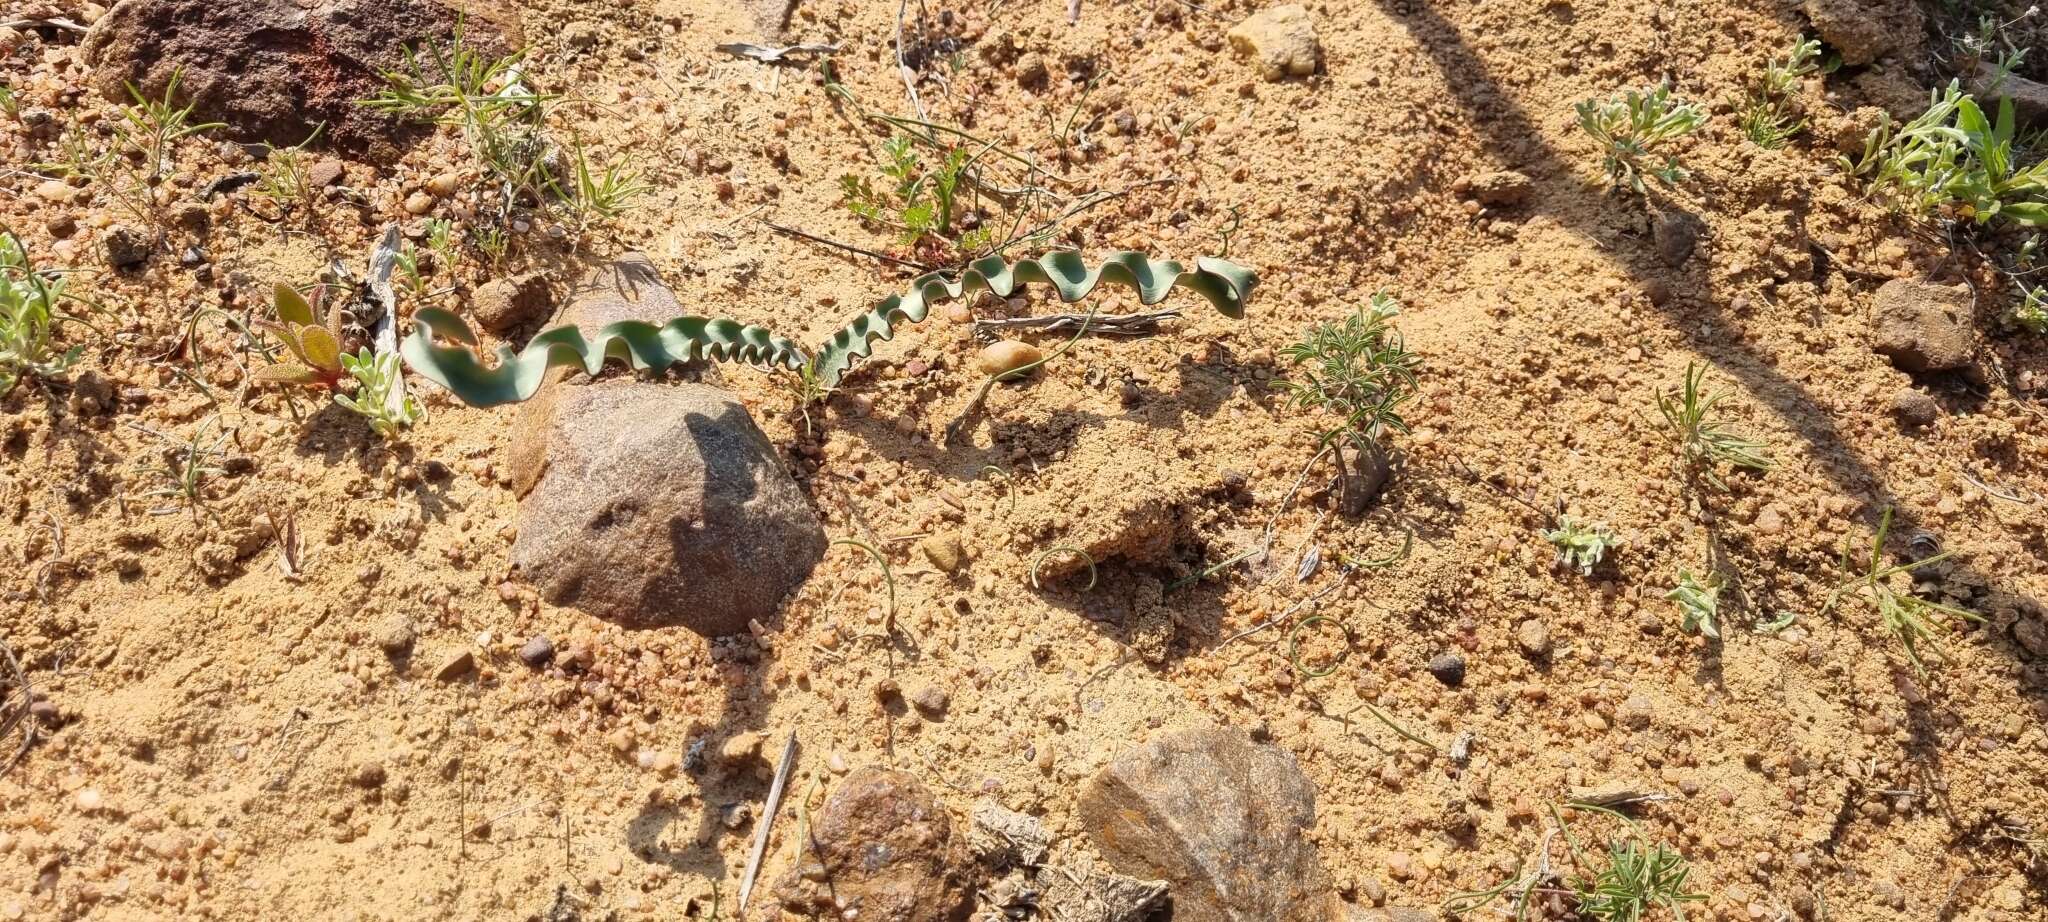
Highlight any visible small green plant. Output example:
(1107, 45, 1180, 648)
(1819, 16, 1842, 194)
(0, 233, 88, 398)
(1739, 38, 1821, 149)
(1278, 292, 1422, 463)
(841, 135, 993, 264)
(1821, 508, 1982, 675)
(1656, 362, 1772, 489)
(1449, 803, 1703, 922)
(1575, 83, 1708, 193)
(37, 68, 223, 247)
(0, 85, 18, 119)
(2014, 283, 2048, 333)
(335, 349, 424, 438)
(1570, 837, 1706, 922)
(133, 418, 229, 520)
(1846, 82, 2048, 227)
(1666, 570, 1722, 639)
(254, 129, 324, 227)
(360, 30, 643, 236)
(1545, 516, 1619, 575)
(252, 283, 349, 390)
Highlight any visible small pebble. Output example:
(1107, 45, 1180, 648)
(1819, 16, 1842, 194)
(353, 761, 387, 788)
(433, 649, 475, 682)
(974, 341, 1044, 376)
(426, 173, 461, 197)
(518, 636, 555, 669)
(75, 789, 103, 812)
(911, 685, 949, 716)
(1426, 653, 1466, 687)
(1516, 619, 1552, 657)
(377, 620, 416, 656)
(403, 191, 435, 215)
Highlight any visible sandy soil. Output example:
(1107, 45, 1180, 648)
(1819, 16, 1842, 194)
(2, 0, 2046, 919)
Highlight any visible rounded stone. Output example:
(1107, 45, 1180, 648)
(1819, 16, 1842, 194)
(508, 381, 826, 637)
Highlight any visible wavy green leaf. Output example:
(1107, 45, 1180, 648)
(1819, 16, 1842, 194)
(808, 250, 1256, 389)
(399, 251, 1257, 407)
(400, 307, 808, 407)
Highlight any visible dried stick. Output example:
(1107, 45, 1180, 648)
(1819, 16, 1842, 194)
(739, 732, 800, 912)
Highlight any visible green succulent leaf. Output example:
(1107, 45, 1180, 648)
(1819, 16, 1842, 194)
(807, 251, 1257, 390)
(252, 363, 319, 384)
(399, 251, 1257, 407)
(298, 324, 343, 373)
(401, 308, 809, 407)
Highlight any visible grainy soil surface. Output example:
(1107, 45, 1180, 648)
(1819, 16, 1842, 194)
(2, 0, 2047, 920)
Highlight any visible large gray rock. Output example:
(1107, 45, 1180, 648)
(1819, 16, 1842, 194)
(1970, 63, 2048, 130)
(1871, 279, 1974, 374)
(82, 0, 521, 151)
(1079, 725, 1336, 922)
(770, 769, 971, 922)
(508, 381, 824, 636)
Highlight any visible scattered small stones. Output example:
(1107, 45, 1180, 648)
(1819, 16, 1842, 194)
(518, 635, 555, 669)
(974, 340, 1044, 376)
(1516, 619, 1552, 658)
(1871, 279, 1974, 374)
(1079, 724, 1334, 922)
(1892, 388, 1938, 427)
(433, 649, 475, 682)
(1226, 4, 1321, 81)
(1426, 653, 1466, 687)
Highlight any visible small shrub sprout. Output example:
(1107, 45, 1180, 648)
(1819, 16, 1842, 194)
(1667, 570, 1722, 639)
(1821, 508, 1982, 675)
(1545, 516, 1619, 575)
(0, 233, 88, 397)
(1656, 362, 1772, 489)
(335, 349, 424, 439)
(1575, 83, 1707, 193)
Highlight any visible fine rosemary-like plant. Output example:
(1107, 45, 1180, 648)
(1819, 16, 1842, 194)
(1739, 38, 1822, 149)
(1820, 508, 1982, 675)
(1656, 362, 1772, 489)
(1845, 81, 2048, 227)
(1278, 292, 1421, 454)
(401, 251, 1257, 407)
(1545, 515, 1619, 575)
(1575, 83, 1708, 193)
(841, 135, 993, 263)
(1667, 570, 1722, 639)
(0, 233, 87, 398)
(1571, 837, 1707, 922)
(336, 349, 424, 438)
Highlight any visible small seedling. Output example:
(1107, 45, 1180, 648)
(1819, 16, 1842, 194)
(1666, 570, 1722, 639)
(1821, 508, 1982, 675)
(1656, 362, 1772, 489)
(0, 85, 18, 119)
(0, 233, 88, 397)
(2015, 284, 2048, 333)
(1576, 82, 1707, 193)
(1739, 38, 1821, 149)
(1545, 515, 1619, 575)
(255, 128, 324, 226)
(361, 29, 643, 238)
(252, 283, 349, 390)
(37, 68, 223, 247)
(1570, 837, 1707, 922)
(841, 135, 993, 263)
(1278, 292, 1421, 499)
(132, 418, 229, 519)
(335, 349, 424, 438)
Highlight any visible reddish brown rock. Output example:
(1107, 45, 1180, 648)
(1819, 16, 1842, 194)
(81, 0, 521, 152)
(1802, 0, 1922, 66)
(470, 271, 552, 334)
(771, 769, 971, 922)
